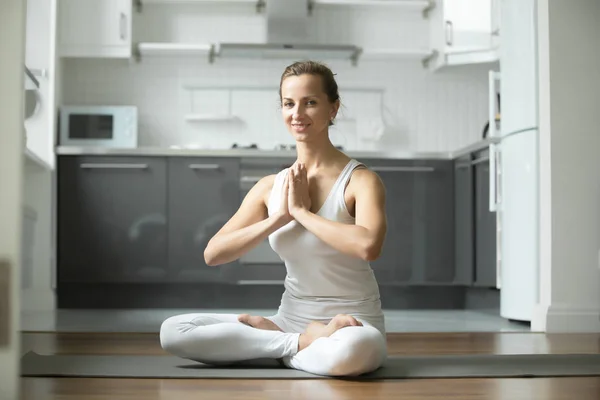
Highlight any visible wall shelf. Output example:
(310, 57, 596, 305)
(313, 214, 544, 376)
(134, 42, 435, 67)
(134, 0, 264, 13)
(310, 0, 435, 18)
(134, 0, 434, 17)
(135, 42, 215, 62)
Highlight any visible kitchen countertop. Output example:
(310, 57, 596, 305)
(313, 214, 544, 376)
(55, 138, 499, 160)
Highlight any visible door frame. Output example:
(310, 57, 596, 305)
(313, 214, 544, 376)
(0, 0, 27, 398)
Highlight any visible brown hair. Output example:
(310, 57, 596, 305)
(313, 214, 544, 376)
(279, 61, 340, 126)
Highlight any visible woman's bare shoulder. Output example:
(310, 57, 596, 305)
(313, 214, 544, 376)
(348, 166, 385, 194)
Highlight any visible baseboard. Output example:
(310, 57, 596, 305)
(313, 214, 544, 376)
(532, 303, 600, 333)
(21, 288, 56, 312)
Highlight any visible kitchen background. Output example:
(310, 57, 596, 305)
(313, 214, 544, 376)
(61, 2, 491, 152)
(21, 0, 536, 333)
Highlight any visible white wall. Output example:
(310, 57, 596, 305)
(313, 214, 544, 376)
(534, 0, 600, 332)
(60, 3, 493, 153)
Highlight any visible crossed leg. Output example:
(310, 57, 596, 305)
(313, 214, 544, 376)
(159, 312, 387, 376)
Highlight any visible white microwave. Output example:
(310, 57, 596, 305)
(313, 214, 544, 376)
(59, 105, 138, 148)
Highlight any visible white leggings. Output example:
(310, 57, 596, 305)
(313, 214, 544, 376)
(159, 312, 387, 377)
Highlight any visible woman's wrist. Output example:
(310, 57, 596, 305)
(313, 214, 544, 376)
(271, 211, 293, 228)
(290, 206, 310, 220)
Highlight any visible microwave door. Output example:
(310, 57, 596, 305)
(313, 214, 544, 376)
(69, 114, 114, 141)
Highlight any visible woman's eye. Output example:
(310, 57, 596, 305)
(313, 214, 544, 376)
(284, 102, 293, 108)
(307, 100, 316, 105)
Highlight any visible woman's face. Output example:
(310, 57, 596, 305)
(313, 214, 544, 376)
(280, 74, 338, 143)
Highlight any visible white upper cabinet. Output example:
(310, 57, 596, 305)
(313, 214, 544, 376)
(427, 0, 500, 70)
(58, 0, 132, 58)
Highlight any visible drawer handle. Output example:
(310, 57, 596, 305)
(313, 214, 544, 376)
(236, 280, 284, 285)
(189, 164, 220, 170)
(370, 166, 435, 172)
(80, 163, 148, 169)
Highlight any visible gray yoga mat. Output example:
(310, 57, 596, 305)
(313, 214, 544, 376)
(20, 351, 600, 379)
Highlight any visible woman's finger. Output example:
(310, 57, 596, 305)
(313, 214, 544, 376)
(283, 172, 289, 189)
(301, 164, 308, 183)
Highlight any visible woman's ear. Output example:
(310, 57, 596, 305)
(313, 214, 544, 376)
(330, 99, 340, 120)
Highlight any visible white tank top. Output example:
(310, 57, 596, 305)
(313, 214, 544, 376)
(267, 159, 382, 302)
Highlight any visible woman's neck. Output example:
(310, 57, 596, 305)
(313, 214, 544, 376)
(295, 138, 344, 171)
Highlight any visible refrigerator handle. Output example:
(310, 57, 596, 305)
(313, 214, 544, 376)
(489, 143, 497, 212)
(488, 70, 501, 212)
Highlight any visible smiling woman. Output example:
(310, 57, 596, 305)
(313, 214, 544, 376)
(160, 60, 389, 377)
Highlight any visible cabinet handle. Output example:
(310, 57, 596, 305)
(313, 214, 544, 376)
(240, 176, 263, 184)
(189, 164, 221, 170)
(236, 280, 284, 285)
(120, 12, 126, 41)
(370, 166, 435, 172)
(80, 163, 148, 169)
(445, 20, 453, 46)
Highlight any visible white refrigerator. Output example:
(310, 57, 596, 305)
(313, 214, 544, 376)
(491, 0, 540, 322)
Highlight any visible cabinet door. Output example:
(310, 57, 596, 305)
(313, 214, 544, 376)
(167, 157, 241, 283)
(415, 160, 455, 284)
(59, 0, 132, 58)
(444, 0, 493, 51)
(58, 156, 168, 283)
(473, 153, 497, 287)
(454, 156, 474, 285)
(360, 159, 414, 284)
(360, 159, 454, 285)
(429, 0, 498, 69)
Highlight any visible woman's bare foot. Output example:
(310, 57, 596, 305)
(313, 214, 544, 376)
(237, 314, 283, 331)
(298, 314, 363, 351)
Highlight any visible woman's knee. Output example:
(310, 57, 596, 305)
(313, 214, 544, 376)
(323, 325, 387, 376)
(159, 315, 184, 355)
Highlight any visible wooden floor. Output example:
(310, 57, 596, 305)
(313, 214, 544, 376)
(20, 331, 600, 399)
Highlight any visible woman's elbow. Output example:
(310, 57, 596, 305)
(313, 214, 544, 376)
(203, 245, 221, 267)
(360, 241, 383, 262)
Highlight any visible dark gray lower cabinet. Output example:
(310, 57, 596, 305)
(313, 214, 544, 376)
(359, 159, 455, 285)
(58, 156, 168, 283)
(58, 154, 466, 293)
(473, 150, 497, 287)
(167, 157, 241, 283)
(453, 155, 474, 285)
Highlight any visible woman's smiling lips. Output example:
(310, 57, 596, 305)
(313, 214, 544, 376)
(292, 122, 310, 132)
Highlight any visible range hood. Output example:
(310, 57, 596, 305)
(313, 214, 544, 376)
(216, 0, 362, 63)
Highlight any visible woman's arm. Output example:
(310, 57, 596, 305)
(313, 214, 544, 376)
(289, 166, 387, 261)
(204, 173, 292, 266)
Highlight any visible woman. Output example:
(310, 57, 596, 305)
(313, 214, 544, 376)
(160, 60, 388, 377)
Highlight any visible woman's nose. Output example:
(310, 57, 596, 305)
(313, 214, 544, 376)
(292, 105, 305, 118)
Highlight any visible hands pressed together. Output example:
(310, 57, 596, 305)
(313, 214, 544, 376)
(277, 162, 312, 225)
